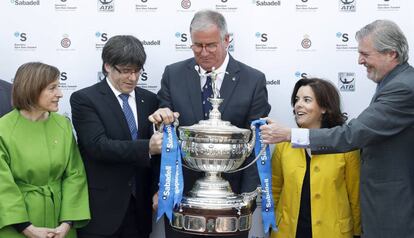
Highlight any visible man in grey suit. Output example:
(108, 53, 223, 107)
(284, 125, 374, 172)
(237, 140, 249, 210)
(260, 20, 414, 238)
(149, 9, 271, 238)
(0, 79, 13, 117)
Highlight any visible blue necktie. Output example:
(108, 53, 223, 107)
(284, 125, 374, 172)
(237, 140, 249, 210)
(119, 94, 138, 140)
(201, 76, 213, 119)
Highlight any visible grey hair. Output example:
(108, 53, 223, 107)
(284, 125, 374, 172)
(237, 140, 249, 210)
(356, 19, 409, 64)
(190, 9, 228, 40)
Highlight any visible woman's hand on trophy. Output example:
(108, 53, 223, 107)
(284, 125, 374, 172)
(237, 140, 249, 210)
(259, 117, 291, 144)
(148, 107, 180, 127)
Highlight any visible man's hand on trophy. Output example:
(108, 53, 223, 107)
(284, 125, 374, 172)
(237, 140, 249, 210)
(148, 107, 180, 127)
(149, 132, 163, 155)
(259, 117, 291, 144)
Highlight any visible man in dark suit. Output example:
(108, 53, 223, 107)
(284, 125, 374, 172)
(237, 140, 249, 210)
(149, 9, 271, 238)
(0, 79, 13, 117)
(260, 20, 414, 238)
(70, 35, 162, 238)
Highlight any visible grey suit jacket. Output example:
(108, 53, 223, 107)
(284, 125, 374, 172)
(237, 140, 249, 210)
(0, 79, 12, 117)
(310, 63, 414, 238)
(158, 54, 271, 194)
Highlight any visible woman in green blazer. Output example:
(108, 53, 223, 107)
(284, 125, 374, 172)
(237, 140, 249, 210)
(0, 62, 90, 238)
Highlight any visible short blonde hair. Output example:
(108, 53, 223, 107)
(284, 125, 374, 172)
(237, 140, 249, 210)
(12, 62, 60, 110)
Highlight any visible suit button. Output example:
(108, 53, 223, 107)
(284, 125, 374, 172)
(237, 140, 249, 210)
(128, 182, 132, 187)
(315, 193, 321, 199)
(314, 166, 320, 172)
(316, 220, 322, 226)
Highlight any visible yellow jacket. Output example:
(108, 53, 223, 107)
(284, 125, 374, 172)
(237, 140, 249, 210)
(271, 142, 361, 238)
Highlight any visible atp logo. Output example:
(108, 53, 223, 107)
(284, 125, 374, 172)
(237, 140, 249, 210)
(338, 72, 355, 91)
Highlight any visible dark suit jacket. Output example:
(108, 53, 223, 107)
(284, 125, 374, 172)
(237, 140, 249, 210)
(0, 79, 12, 117)
(158, 55, 271, 195)
(70, 79, 159, 236)
(309, 63, 414, 238)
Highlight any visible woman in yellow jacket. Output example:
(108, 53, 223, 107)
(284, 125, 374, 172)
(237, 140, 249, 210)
(271, 78, 361, 238)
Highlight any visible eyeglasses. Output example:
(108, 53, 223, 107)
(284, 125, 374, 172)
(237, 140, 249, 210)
(113, 65, 143, 76)
(191, 43, 219, 53)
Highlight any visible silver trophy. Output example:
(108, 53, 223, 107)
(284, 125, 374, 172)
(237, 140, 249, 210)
(170, 69, 264, 236)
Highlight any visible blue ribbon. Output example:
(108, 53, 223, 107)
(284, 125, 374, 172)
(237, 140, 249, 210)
(251, 119, 278, 233)
(157, 124, 184, 222)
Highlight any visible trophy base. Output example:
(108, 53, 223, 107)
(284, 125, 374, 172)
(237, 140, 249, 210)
(170, 195, 254, 236)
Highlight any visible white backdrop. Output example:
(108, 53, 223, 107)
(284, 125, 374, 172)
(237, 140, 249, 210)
(1, 0, 413, 237)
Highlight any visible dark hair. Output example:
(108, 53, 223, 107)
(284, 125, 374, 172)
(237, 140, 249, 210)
(101, 35, 146, 76)
(12, 62, 60, 110)
(291, 78, 347, 128)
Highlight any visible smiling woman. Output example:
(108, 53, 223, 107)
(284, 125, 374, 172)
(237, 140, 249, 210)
(271, 78, 361, 238)
(0, 62, 90, 238)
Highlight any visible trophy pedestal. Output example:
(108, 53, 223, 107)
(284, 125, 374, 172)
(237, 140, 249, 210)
(170, 173, 257, 236)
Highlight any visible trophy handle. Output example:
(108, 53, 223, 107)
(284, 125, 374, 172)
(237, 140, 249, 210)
(228, 125, 267, 173)
(157, 118, 180, 133)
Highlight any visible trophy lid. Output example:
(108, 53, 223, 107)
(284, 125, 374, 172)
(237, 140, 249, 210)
(178, 98, 251, 141)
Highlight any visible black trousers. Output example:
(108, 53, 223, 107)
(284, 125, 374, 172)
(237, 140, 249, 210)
(163, 217, 248, 238)
(78, 197, 149, 238)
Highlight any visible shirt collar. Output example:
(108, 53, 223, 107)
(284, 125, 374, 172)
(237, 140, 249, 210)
(199, 52, 230, 77)
(106, 76, 136, 99)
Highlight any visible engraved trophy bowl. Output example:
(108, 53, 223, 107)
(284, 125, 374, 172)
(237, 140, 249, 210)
(171, 96, 261, 236)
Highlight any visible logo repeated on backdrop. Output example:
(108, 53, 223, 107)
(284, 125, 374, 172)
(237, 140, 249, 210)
(174, 32, 191, 51)
(255, 32, 278, 51)
(141, 39, 161, 46)
(97, 71, 105, 82)
(295, 71, 309, 79)
(215, 0, 238, 12)
(266, 79, 280, 86)
(338, 72, 356, 91)
(95, 31, 109, 51)
(181, 0, 191, 9)
(98, 0, 114, 12)
(137, 70, 158, 93)
(55, 0, 78, 11)
(335, 32, 357, 51)
(57, 34, 75, 51)
(339, 0, 356, 12)
(135, 0, 159, 12)
(10, 0, 40, 6)
(377, 0, 400, 11)
(59, 71, 78, 91)
(13, 31, 37, 51)
(228, 33, 235, 52)
(177, 0, 195, 12)
(297, 34, 315, 52)
(296, 0, 319, 12)
(252, 0, 281, 7)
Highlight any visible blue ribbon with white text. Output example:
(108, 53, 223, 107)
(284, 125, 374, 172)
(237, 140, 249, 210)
(157, 124, 184, 222)
(251, 119, 277, 233)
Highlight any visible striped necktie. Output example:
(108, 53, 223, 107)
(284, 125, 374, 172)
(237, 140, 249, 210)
(201, 76, 213, 119)
(119, 94, 138, 140)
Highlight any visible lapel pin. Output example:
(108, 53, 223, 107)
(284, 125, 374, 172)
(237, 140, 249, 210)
(232, 77, 236, 81)
(141, 99, 144, 103)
